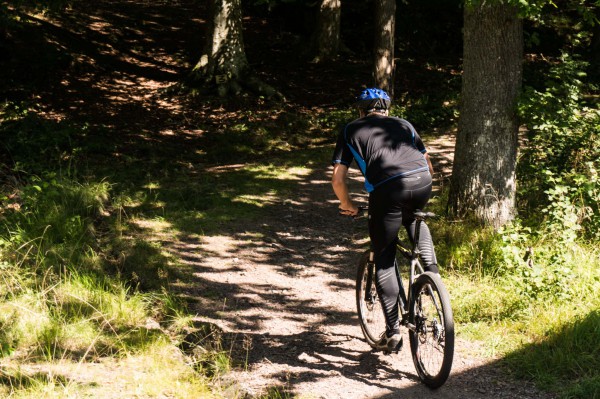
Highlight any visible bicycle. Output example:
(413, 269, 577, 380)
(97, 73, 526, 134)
(355, 208, 454, 389)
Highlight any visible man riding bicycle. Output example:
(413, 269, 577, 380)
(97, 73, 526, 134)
(331, 88, 439, 352)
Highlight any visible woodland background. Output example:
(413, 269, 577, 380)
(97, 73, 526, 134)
(0, 0, 599, 398)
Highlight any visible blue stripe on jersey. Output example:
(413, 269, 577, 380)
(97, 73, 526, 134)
(343, 125, 375, 193)
(345, 144, 375, 193)
(408, 123, 416, 147)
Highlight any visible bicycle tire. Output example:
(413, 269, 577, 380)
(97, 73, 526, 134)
(408, 271, 454, 389)
(356, 250, 386, 347)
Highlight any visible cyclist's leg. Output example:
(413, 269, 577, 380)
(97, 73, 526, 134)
(401, 172, 439, 273)
(404, 218, 439, 273)
(368, 187, 404, 337)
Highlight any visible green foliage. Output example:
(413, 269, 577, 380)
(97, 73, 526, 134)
(316, 108, 354, 138)
(518, 54, 600, 240)
(498, 223, 580, 302)
(440, 212, 600, 396)
(435, 216, 576, 303)
(392, 94, 458, 131)
(464, 0, 599, 20)
(3, 0, 72, 14)
(1, 176, 109, 274)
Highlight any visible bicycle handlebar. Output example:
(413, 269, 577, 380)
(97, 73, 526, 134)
(341, 206, 438, 221)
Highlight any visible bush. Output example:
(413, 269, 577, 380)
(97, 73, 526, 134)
(518, 54, 600, 241)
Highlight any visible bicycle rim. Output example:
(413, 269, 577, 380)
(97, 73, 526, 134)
(356, 251, 386, 347)
(409, 272, 454, 388)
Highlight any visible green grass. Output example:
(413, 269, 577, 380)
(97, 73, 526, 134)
(430, 205, 600, 398)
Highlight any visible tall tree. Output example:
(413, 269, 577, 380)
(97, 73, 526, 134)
(187, 0, 279, 98)
(448, 2, 523, 228)
(311, 0, 342, 62)
(373, 0, 395, 96)
(591, 5, 600, 77)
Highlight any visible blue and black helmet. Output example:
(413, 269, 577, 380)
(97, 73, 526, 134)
(355, 88, 391, 111)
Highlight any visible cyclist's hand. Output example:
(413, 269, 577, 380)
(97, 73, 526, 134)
(339, 205, 359, 217)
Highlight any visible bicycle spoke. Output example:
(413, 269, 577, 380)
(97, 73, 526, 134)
(409, 273, 454, 388)
(357, 253, 387, 347)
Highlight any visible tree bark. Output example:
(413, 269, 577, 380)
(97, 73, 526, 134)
(448, 2, 523, 228)
(311, 0, 341, 62)
(373, 0, 395, 97)
(185, 0, 280, 98)
(591, 6, 600, 78)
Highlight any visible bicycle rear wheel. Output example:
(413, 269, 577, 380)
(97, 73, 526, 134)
(409, 272, 454, 389)
(356, 250, 386, 347)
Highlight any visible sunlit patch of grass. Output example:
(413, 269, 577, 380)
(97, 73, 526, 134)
(113, 341, 214, 398)
(0, 267, 183, 362)
(246, 164, 311, 181)
(0, 293, 52, 355)
(0, 341, 216, 398)
(232, 192, 278, 207)
(52, 274, 150, 327)
(0, 367, 79, 399)
(155, 153, 324, 236)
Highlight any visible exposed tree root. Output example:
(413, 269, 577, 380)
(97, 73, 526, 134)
(164, 70, 284, 101)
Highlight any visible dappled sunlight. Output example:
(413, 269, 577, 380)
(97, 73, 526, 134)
(1, 0, 586, 396)
(131, 217, 173, 235)
(233, 192, 278, 207)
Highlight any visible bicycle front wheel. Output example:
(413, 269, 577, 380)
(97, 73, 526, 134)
(409, 272, 454, 389)
(356, 250, 386, 347)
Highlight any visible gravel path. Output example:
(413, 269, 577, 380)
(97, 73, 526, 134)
(175, 135, 557, 399)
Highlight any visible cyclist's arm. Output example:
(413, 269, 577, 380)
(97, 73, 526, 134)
(331, 163, 358, 216)
(424, 153, 434, 176)
(409, 124, 434, 177)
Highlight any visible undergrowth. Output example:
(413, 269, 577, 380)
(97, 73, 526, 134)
(431, 54, 600, 399)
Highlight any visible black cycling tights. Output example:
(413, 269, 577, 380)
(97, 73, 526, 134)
(368, 170, 438, 335)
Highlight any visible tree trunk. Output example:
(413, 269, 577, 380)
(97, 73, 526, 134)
(448, 2, 523, 228)
(373, 0, 395, 97)
(311, 0, 341, 63)
(186, 0, 280, 98)
(591, 7, 600, 78)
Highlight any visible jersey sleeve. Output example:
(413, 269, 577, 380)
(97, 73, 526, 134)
(331, 126, 354, 166)
(407, 121, 427, 154)
(414, 134, 427, 154)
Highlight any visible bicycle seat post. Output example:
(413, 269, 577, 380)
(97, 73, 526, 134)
(412, 212, 423, 256)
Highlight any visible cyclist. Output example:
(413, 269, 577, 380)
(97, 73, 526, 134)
(331, 87, 439, 352)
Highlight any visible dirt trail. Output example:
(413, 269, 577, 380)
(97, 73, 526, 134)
(180, 137, 556, 399)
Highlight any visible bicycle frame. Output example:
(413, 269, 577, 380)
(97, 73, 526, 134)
(357, 207, 438, 333)
(393, 217, 429, 332)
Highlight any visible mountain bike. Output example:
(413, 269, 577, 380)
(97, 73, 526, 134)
(355, 209, 454, 389)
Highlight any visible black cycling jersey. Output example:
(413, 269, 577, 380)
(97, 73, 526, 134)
(331, 115, 429, 192)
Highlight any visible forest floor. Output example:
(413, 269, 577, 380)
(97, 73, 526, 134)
(2, 0, 559, 397)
